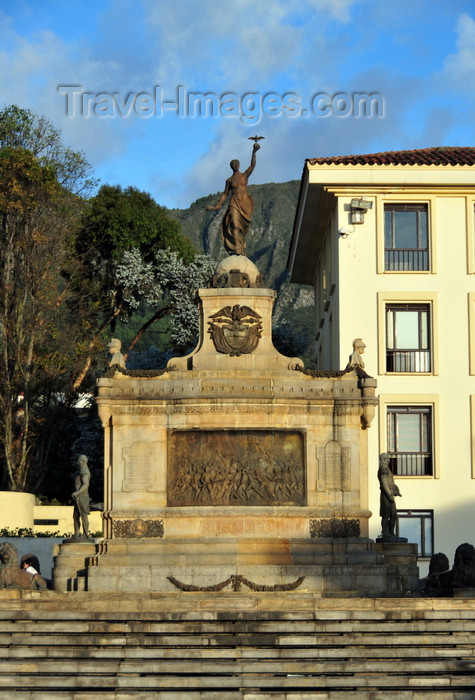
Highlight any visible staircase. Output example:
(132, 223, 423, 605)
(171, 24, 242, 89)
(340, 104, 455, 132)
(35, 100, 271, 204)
(1, 591, 475, 698)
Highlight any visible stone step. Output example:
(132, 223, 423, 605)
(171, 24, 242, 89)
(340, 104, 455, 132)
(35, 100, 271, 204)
(0, 589, 447, 608)
(0, 693, 469, 700)
(2, 593, 475, 698)
(3, 605, 475, 620)
(3, 645, 474, 659)
(1, 657, 475, 675)
(2, 618, 475, 633)
(0, 672, 474, 690)
(79, 543, 386, 567)
(2, 631, 475, 647)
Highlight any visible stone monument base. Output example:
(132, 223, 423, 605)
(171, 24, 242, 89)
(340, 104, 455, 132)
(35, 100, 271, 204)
(64, 259, 418, 599)
(53, 536, 419, 597)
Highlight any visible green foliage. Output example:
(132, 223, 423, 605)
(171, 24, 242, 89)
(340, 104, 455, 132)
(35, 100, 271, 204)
(0, 104, 96, 195)
(0, 527, 68, 538)
(70, 185, 199, 375)
(0, 106, 92, 493)
(0, 527, 103, 538)
(77, 184, 194, 262)
(273, 305, 315, 365)
(113, 248, 215, 357)
(0, 147, 59, 212)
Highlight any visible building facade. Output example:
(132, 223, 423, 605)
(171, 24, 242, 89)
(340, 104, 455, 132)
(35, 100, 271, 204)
(288, 147, 475, 574)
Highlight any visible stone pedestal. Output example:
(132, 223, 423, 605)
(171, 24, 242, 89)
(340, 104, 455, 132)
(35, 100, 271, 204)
(53, 257, 418, 595)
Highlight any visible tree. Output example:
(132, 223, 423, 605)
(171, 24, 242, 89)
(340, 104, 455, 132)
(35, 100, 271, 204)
(0, 148, 85, 491)
(0, 104, 95, 196)
(272, 306, 315, 365)
(70, 185, 198, 388)
(115, 248, 215, 358)
(0, 105, 94, 492)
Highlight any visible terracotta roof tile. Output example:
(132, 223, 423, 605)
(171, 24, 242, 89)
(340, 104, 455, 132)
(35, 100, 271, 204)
(306, 147, 475, 167)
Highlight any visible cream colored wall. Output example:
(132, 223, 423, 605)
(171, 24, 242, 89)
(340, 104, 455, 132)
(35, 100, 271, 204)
(0, 493, 102, 534)
(0, 492, 35, 529)
(32, 506, 103, 535)
(326, 184, 475, 574)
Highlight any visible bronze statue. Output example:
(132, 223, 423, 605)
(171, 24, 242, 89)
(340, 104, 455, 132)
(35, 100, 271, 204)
(0, 542, 47, 590)
(422, 545, 475, 595)
(206, 140, 261, 256)
(72, 454, 91, 539)
(378, 452, 401, 536)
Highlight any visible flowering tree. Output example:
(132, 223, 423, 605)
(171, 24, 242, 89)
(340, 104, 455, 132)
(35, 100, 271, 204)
(70, 185, 207, 388)
(115, 248, 215, 358)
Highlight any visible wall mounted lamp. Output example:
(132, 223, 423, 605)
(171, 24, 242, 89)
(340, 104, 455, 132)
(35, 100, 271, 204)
(350, 197, 373, 224)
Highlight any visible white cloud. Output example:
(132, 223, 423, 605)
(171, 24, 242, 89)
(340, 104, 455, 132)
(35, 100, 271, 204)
(0, 22, 137, 170)
(143, 0, 358, 89)
(307, 0, 358, 23)
(442, 13, 475, 86)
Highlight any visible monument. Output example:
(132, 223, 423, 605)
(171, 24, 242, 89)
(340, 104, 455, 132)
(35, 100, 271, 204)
(53, 142, 418, 595)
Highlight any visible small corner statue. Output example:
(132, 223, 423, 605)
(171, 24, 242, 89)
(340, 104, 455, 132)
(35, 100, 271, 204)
(377, 452, 403, 539)
(348, 338, 366, 370)
(206, 136, 263, 257)
(108, 338, 126, 368)
(72, 454, 92, 540)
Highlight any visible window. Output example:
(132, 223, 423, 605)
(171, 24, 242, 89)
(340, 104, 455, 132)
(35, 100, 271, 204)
(384, 203, 429, 271)
(396, 510, 433, 557)
(387, 406, 432, 476)
(386, 303, 430, 372)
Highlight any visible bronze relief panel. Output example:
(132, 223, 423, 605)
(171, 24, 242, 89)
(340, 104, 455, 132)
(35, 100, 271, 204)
(168, 429, 305, 506)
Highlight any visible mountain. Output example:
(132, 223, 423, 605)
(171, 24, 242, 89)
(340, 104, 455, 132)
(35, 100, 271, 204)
(169, 180, 314, 323)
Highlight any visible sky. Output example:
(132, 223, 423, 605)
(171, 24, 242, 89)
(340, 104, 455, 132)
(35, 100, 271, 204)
(2, 0, 475, 209)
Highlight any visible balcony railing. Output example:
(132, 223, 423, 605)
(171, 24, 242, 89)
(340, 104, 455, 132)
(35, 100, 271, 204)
(389, 453, 432, 476)
(386, 350, 431, 372)
(385, 249, 429, 271)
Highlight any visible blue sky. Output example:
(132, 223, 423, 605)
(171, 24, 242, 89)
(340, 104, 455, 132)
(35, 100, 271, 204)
(2, 0, 475, 208)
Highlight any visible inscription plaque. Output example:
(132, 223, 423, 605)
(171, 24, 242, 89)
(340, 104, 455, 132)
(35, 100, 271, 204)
(317, 440, 350, 491)
(168, 430, 305, 506)
(122, 441, 159, 491)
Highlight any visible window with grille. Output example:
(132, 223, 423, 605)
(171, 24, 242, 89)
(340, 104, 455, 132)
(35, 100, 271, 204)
(386, 303, 431, 372)
(387, 405, 432, 476)
(384, 203, 429, 271)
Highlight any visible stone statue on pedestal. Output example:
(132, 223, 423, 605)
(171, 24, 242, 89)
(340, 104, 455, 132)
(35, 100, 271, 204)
(378, 452, 402, 538)
(347, 338, 366, 370)
(206, 139, 261, 256)
(72, 454, 91, 540)
(108, 338, 126, 368)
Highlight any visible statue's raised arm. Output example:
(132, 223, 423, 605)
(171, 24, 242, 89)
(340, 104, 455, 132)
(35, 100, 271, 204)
(206, 139, 262, 256)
